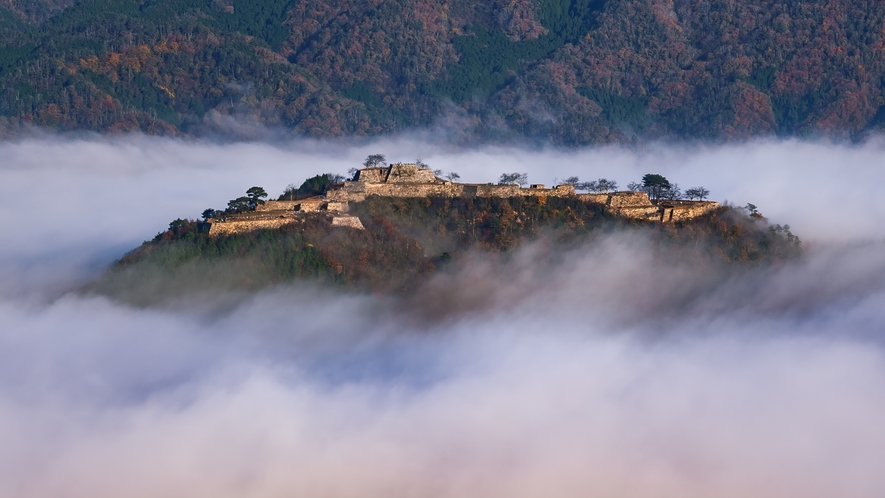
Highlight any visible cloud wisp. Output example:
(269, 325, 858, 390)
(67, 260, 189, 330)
(0, 135, 884, 497)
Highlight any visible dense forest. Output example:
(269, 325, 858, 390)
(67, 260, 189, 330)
(95, 195, 801, 305)
(2, 0, 884, 143)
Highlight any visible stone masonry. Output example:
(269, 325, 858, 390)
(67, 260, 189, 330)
(208, 163, 718, 235)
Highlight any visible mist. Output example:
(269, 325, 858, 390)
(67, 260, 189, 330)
(1, 135, 884, 497)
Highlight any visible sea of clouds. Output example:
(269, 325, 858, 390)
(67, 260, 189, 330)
(1, 134, 884, 497)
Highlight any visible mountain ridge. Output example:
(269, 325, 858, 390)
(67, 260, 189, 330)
(2, 0, 883, 144)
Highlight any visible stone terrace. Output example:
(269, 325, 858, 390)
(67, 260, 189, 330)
(208, 163, 718, 235)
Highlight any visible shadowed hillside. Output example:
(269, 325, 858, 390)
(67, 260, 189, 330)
(94, 196, 800, 305)
(2, 0, 883, 143)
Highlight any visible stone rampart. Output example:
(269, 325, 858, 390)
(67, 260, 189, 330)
(211, 165, 716, 236)
(209, 217, 298, 236)
(331, 215, 365, 229)
(385, 163, 440, 183)
(355, 167, 387, 183)
(327, 180, 578, 202)
(575, 193, 611, 204)
(612, 206, 663, 221)
(608, 192, 654, 207)
(255, 200, 300, 212)
(662, 201, 719, 221)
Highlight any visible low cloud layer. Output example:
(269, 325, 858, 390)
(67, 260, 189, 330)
(1, 135, 884, 497)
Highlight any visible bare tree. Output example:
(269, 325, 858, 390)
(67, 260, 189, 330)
(445, 172, 461, 182)
(363, 154, 386, 168)
(563, 176, 581, 187)
(663, 184, 682, 200)
(583, 178, 619, 193)
(596, 179, 618, 193)
(499, 172, 528, 186)
(684, 186, 710, 200)
(280, 183, 298, 200)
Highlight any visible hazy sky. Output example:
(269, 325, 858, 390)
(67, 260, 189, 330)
(0, 135, 884, 497)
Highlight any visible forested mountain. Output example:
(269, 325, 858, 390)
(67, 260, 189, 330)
(1, 0, 884, 144)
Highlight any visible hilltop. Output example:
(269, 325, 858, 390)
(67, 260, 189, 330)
(93, 162, 800, 305)
(1, 0, 885, 143)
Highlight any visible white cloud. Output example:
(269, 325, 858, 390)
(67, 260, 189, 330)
(0, 135, 884, 497)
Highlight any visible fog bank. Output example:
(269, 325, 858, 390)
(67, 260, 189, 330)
(0, 136, 884, 497)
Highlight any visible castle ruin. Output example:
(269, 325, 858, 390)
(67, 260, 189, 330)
(207, 163, 718, 236)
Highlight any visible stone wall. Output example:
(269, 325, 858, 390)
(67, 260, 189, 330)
(607, 192, 654, 207)
(331, 215, 364, 229)
(385, 163, 439, 183)
(208, 217, 298, 236)
(355, 167, 387, 183)
(255, 200, 300, 212)
(296, 197, 326, 212)
(612, 206, 664, 221)
(663, 201, 719, 221)
(327, 180, 579, 202)
(211, 165, 717, 237)
(255, 197, 335, 213)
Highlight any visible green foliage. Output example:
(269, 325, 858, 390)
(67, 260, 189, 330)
(206, 0, 293, 51)
(246, 186, 267, 207)
(577, 87, 650, 130)
(0, 6, 24, 32)
(279, 174, 338, 200)
(341, 81, 384, 108)
(226, 196, 251, 213)
(439, 0, 605, 101)
(641, 174, 670, 201)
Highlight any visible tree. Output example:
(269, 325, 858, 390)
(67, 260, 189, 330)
(168, 218, 187, 232)
(641, 174, 671, 201)
(280, 183, 298, 200)
(227, 196, 251, 213)
(563, 176, 581, 187)
(201, 208, 217, 220)
(280, 174, 338, 200)
(246, 186, 268, 209)
(364, 154, 386, 168)
(662, 184, 682, 200)
(499, 172, 528, 186)
(684, 186, 710, 201)
(445, 172, 461, 182)
(598, 179, 619, 192)
(584, 178, 619, 193)
(745, 203, 763, 218)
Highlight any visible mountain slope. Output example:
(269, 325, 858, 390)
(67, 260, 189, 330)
(1, 0, 884, 143)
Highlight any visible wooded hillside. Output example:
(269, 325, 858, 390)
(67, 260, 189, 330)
(2, 0, 883, 143)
